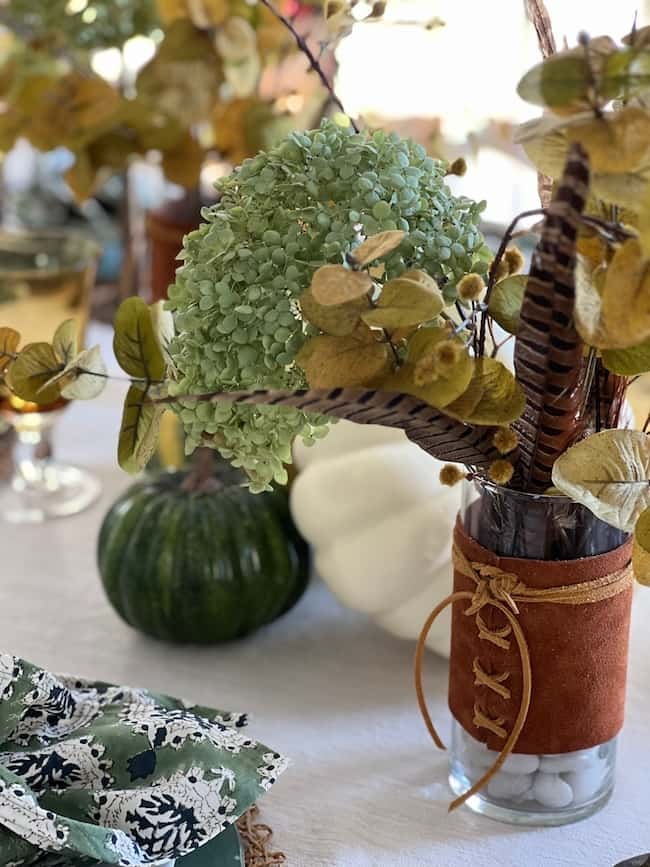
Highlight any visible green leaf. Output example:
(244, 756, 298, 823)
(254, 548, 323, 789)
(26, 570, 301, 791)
(362, 276, 444, 328)
(444, 358, 525, 425)
(60, 345, 107, 400)
(299, 288, 369, 336)
(602, 337, 650, 375)
(150, 300, 175, 363)
(118, 385, 163, 473)
(52, 319, 78, 365)
(552, 429, 650, 532)
(517, 55, 592, 112)
(310, 264, 373, 306)
(633, 505, 650, 585)
(351, 230, 406, 266)
(0, 326, 20, 373)
(8, 342, 62, 404)
(488, 275, 527, 335)
(295, 330, 392, 388)
(113, 297, 166, 381)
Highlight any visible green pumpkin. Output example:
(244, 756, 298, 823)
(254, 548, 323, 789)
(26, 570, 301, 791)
(97, 468, 309, 643)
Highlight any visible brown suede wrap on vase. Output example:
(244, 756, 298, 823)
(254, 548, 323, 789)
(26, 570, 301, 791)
(448, 520, 633, 755)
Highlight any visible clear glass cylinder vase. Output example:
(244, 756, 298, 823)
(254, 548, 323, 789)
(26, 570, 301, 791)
(448, 478, 629, 826)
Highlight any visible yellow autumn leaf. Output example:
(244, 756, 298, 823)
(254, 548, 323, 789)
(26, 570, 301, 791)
(299, 288, 369, 336)
(488, 275, 527, 335)
(362, 276, 444, 328)
(565, 106, 650, 174)
(633, 506, 650, 585)
(162, 131, 205, 188)
(295, 331, 392, 388)
(52, 319, 78, 366)
(0, 327, 20, 373)
(118, 384, 163, 473)
(215, 17, 257, 62)
(444, 358, 525, 425)
(311, 264, 373, 306)
(8, 342, 62, 404)
(113, 297, 167, 381)
(351, 231, 406, 267)
(380, 327, 473, 409)
(600, 239, 650, 348)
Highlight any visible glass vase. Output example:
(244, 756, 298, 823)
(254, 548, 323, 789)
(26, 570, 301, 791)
(447, 478, 630, 826)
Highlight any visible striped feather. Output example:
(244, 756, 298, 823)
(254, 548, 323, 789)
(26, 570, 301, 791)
(191, 387, 503, 468)
(513, 142, 590, 491)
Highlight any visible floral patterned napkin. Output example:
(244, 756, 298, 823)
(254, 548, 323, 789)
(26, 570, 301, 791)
(0, 654, 288, 866)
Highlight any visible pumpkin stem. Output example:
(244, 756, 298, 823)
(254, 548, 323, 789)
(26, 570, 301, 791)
(181, 447, 222, 494)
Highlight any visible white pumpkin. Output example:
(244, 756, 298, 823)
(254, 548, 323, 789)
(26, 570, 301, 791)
(291, 421, 460, 657)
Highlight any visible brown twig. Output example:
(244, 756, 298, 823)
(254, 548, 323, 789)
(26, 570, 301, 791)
(525, 0, 556, 207)
(258, 0, 359, 132)
(477, 207, 546, 357)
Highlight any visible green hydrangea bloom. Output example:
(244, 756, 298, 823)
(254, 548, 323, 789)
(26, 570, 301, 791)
(167, 120, 489, 491)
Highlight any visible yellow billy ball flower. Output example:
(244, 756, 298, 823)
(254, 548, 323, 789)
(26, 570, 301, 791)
(488, 459, 514, 485)
(504, 245, 525, 275)
(457, 273, 485, 302)
(448, 157, 467, 177)
(413, 352, 439, 386)
(439, 464, 466, 487)
(432, 338, 464, 370)
(493, 258, 510, 282)
(492, 427, 519, 455)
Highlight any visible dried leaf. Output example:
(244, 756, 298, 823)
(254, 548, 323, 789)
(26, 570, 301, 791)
(295, 332, 392, 388)
(381, 328, 473, 409)
(552, 429, 650, 531)
(223, 53, 261, 99)
(351, 231, 406, 266)
(601, 240, 650, 348)
(311, 264, 373, 306)
(488, 275, 527, 335)
(52, 319, 78, 366)
(299, 288, 369, 336)
(8, 342, 62, 404)
(633, 505, 650, 585)
(445, 358, 525, 425)
(602, 338, 650, 375)
(118, 385, 163, 473)
(362, 276, 444, 328)
(64, 150, 99, 203)
(0, 327, 19, 373)
(215, 16, 256, 61)
(60, 345, 107, 400)
(162, 130, 204, 189)
(150, 301, 175, 364)
(113, 297, 166, 381)
(566, 107, 650, 174)
(516, 38, 617, 114)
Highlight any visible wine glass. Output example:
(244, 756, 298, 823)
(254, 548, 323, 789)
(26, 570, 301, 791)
(0, 229, 101, 523)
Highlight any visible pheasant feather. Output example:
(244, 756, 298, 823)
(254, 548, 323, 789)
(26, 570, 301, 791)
(182, 387, 503, 468)
(513, 142, 590, 491)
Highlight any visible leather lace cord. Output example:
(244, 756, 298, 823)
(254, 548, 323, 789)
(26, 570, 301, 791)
(414, 542, 633, 812)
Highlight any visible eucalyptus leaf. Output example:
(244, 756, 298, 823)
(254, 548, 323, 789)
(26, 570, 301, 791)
(60, 345, 107, 400)
(295, 331, 392, 388)
(0, 326, 20, 373)
(150, 300, 175, 364)
(299, 288, 369, 336)
(362, 276, 444, 328)
(602, 337, 650, 375)
(633, 505, 650, 585)
(517, 54, 592, 113)
(8, 342, 62, 404)
(444, 358, 525, 425)
(118, 385, 163, 473)
(113, 297, 166, 381)
(551, 429, 650, 532)
(488, 275, 527, 335)
(310, 264, 373, 306)
(351, 230, 406, 266)
(52, 319, 78, 365)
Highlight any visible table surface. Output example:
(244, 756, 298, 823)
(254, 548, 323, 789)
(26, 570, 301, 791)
(2, 323, 650, 867)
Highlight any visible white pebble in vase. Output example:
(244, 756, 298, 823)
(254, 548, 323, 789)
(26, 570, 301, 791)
(539, 748, 598, 774)
(532, 772, 574, 809)
(463, 737, 539, 774)
(487, 772, 534, 800)
(564, 759, 608, 803)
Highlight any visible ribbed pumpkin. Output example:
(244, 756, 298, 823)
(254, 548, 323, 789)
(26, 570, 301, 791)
(97, 465, 309, 643)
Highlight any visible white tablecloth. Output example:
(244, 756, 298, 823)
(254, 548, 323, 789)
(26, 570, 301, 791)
(2, 323, 649, 867)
